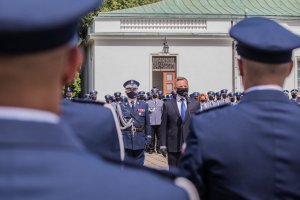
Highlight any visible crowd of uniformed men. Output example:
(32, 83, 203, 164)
(64, 85, 300, 166)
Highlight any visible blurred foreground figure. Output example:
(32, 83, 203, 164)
(180, 17, 300, 200)
(0, 1, 198, 200)
(61, 99, 124, 160)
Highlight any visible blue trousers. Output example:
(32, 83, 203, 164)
(125, 149, 145, 165)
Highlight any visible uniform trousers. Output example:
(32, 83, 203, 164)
(150, 125, 160, 151)
(125, 149, 145, 165)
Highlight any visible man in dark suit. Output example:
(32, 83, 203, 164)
(179, 17, 300, 199)
(0, 1, 200, 199)
(159, 77, 200, 167)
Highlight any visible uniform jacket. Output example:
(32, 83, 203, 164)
(0, 119, 197, 200)
(206, 100, 218, 109)
(61, 99, 122, 160)
(120, 100, 151, 150)
(180, 90, 300, 200)
(159, 97, 200, 152)
(147, 98, 164, 125)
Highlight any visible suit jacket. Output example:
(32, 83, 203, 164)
(180, 90, 300, 200)
(147, 98, 164, 125)
(160, 97, 200, 152)
(61, 99, 122, 160)
(120, 100, 151, 150)
(0, 119, 196, 200)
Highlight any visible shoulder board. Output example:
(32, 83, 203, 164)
(71, 98, 106, 106)
(101, 154, 180, 181)
(195, 102, 231, 115)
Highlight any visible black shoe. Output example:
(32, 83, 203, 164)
(156, 149, 161, 154)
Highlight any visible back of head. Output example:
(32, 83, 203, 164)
(229, 17, 300, 90)
(0, 0, 101, 113)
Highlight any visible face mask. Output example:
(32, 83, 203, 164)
(176, 88, 188, 97)
(153, 94, 158, 98)
(127, 92, 137, 99)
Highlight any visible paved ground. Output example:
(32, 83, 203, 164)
(144, 152, 168, 170)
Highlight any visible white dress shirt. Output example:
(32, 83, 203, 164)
(0, 106, 59, 124)
(245, 85, 283, 93)
(176, 95, 187, 112)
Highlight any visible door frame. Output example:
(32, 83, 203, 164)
(149, 53, 179, 92)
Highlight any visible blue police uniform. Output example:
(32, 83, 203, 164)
(64, 86, 73, 100)
(117, 80, 151, 165)
(206, 91, 217, 108)
(0, 114, 197, 200)
(138, 91, 146, 101)
(235, 91, 243, 103)
(228, 92, 236, 105)
(0, 1, 199, 199)
(179, 17, 300, 199)
(61, 99, 124, 160)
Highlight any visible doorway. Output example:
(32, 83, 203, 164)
(152, 56, 177, 94)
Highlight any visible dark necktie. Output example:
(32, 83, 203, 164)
(131, 101, 135, 111)
(180, 98, 186, 120)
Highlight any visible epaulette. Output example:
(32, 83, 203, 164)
(71, 98, 106, 106)
(195, 102, 231, 115)
(101, 154, 180, 181)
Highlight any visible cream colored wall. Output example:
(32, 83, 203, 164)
(91, 18, 300, 99)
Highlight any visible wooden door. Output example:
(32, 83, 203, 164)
(163, 72, 176, 94)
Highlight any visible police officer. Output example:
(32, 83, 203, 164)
(147, 88, 164, 154)
(235, 91, 242, 103)
(207, 91, 217, 108)
(283, 89, 290, 98)
(138, 91, 146, 101)
(64, 86, 73, 100)
(89, 90, 98, 101)
(114, 92, 122, 103)
(220, 89, 230, 104)
(228, 92, 236, 105)
(104, 94, 112, 104)
(111, 92, 121, 109)
(115, 80, 151, 165)
(83, 93, 91, 100)
(146, 92, 152, 101)
(158, 90, 164, 100)
(199, 93, 208, 111)
(291, 89, 298, 101)
(180, 17, 300, 199)
(215, 91, 222, 102)
(120, 96, 128, 103)
(191, 92, 200, 101)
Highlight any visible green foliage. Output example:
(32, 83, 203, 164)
(72, 73, 81, 97)
(62, 73, 81, 98)
(77, 0, 160, 96)
(100, 0, 160, 12)
(79, 0, 160, 44)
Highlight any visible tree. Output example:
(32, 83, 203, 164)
(79, 0, 160, 44)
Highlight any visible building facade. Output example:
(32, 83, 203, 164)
(85, 0, 300, 99)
